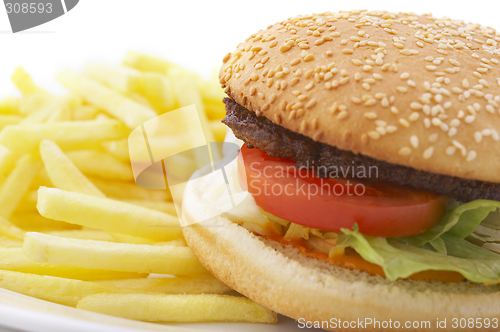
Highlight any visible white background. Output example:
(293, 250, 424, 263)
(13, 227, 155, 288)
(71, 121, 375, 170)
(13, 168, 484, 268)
(0, 1, 499, 331)
(0, 0, 500, 96)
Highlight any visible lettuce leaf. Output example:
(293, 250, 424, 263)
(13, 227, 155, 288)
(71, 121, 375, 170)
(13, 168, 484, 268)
(340, 228, 500, 283)
(398, 200, 500, 247)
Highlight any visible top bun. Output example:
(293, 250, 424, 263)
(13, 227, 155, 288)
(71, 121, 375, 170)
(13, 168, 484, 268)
(220, 10, 500, 183)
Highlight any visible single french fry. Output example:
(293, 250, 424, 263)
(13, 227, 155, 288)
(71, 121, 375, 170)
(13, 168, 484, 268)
(72, 105, 99, 120)
(101, 138, 129, 161)
(48, 229, 115, 242)
(0, 114, 22, 129)
(123, 51, 177, 74)
(0, 154, 41, 219)
(57, 72, 157, 129)
(46, 105, 72, 123)
(10, 212, 79, 232)
(24, 232, 208, 275)
(0, 120, 129, 154)
(107, 232, 156, 244)
(21, 97, 71, 124)
(11, 67, 48, 96)
(89, 176, 171, 201)
(77, 294, 277, 323)
(119, 199, 177, 215)
(0, 234, 23, 247)
(66, 149, 134, 181)
(127, 92, 154, 109)
(37, 187, 181, 241)
(0, 144, 16, 177)
(16, 190, 38, 213)
(204, 99, 226, 120)
(138, 72, 177, 113)
(0, 270, 143, 307)
(97, 275, 230, 294)
(209, 120, 227, 142)
(168, 67, 220, 160)
(0, 216, 26, 240)
(0, 97, 20, 115)
(84, 63, 141, 93)
(18, 91, 52, 114)
(0, 247, 147, 281)
(40, 140, 105, 197)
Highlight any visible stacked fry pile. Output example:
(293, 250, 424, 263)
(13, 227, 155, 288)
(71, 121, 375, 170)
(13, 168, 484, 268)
(0, 52, 276, 324)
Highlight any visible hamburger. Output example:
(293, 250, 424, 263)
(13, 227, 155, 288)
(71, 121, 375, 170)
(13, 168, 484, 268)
(182, 10, 500, 331)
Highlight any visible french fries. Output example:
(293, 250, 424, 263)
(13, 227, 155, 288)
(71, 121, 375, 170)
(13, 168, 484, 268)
(123, 51, 177, 74)
(0, 270, 140, 307)
(66, 149, 134, 181)
(0, 53, 278, 326)
(0, 154, 40, 219)
(0, 120, 129, 154)
(0, 97, 20, 114)
(77, 294, 278, 323)
(23, 232, 208, 275)
(40, 140, 105, 197)
(37, 187, 182, 241)
(96, 275, 230, 294)
(57, 72, 157, 129)
(0, 247, 146, 280)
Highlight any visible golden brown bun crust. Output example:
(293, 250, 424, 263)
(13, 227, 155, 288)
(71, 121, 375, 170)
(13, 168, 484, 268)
(220, 11, 500, 183)
(182, 176, 500, 332)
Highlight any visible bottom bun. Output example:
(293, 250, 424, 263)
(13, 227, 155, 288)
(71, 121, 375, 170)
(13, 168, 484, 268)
(182, 175, 500, 332)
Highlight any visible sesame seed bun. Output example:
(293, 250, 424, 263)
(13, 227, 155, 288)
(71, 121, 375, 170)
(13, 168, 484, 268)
(220, 10, 500, 184)
(182, 171, 500, 332)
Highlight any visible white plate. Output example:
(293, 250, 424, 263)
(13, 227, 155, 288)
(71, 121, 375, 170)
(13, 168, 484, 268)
(0, 288, 318, 332)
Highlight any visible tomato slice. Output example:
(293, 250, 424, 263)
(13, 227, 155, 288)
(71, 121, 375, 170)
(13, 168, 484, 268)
(238, 144, 447, 238)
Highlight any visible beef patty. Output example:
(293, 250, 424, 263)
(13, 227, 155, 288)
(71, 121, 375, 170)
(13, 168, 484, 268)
(222, 97, 500, 202)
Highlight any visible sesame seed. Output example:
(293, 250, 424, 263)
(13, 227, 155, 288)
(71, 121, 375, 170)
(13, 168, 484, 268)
(365, 98, 376, 106)
(305, 82, 314, 91)
(399, 72, 410, 80)
(399, 118, 410, 127)
(339, 77, 350, 85)
(445, 146, 456, 155)
(250, 74, 259, 81)
(342, 49, 353, 54)
(386, 125, 397, 133)
(410, 102, 423, 110)
(352, 59, 363, 66)
(448, 127, 458, 137)
(409, 112, 420, 122)
(465, 115, 475, 124)
(391, 106, 399, 115)
(367, 131, 380, 140)
(352, 97, 362, 104)
(410, 135, 419, 148)
(466, 150, 477, 162)
(364, 112, 377, 119)
(381, 97, 389, 107)
(423, 147, 434, 159)
(396, 86, 408, 93)
(304, 54, 315, 62)
(330, 102, 338, 114)
(474, 131, 483, 143)
(426, 65, 437, 71)
(407, 80, 416, 87)
(280, 45, 291, 53)
(399, 147, 411, 156)
(337, 111, 348, 120)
